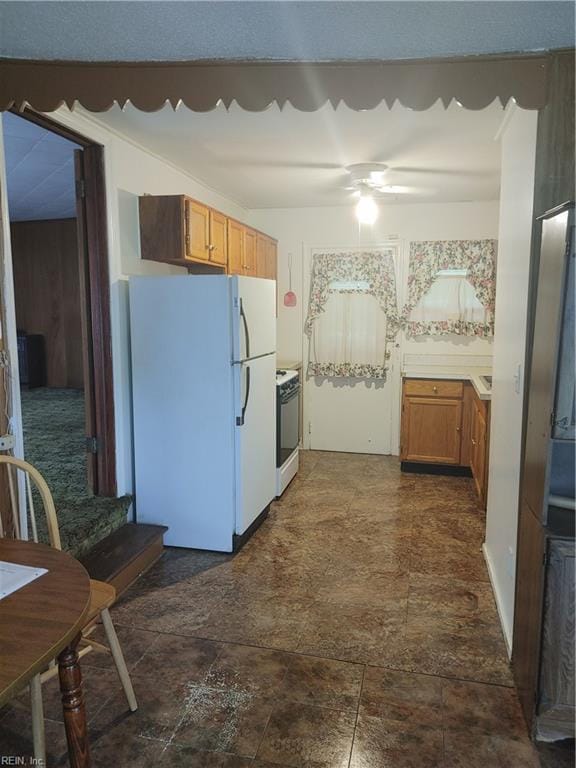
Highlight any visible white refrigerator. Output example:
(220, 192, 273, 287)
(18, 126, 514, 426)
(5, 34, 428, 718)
(129, 274, 276, 552)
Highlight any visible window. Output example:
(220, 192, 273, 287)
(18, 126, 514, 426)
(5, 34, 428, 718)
(403, 240, 496, 338)
(409, 269, 489, 327)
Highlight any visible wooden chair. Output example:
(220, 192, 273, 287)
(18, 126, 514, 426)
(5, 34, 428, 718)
(0, 455, 137, 767)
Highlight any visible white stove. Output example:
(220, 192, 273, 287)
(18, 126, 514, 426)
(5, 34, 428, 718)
(275, 369, 300, 496)
(276, 369, 299, 386)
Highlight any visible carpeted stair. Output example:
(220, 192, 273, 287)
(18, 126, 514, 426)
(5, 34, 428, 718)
(20, 387, 131, 558)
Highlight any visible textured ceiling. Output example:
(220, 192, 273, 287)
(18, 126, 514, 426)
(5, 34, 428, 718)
(88, 99, 505, 208)
(2, 112, 80, 222)
(0, 1, 574, 62)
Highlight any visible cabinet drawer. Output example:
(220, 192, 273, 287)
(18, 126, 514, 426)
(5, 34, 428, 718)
(403, 379, 464, 399)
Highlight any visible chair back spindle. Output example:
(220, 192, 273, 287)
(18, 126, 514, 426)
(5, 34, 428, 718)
(0, 456, 61, 550)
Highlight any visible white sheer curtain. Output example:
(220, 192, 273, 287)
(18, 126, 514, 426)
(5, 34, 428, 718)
(410, 274, 488, 325)
(310, 288, 390, 378)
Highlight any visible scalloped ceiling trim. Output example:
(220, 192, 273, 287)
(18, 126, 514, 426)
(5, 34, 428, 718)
(0, 55, 550, 114)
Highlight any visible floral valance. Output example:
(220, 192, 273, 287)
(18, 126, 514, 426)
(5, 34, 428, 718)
(403, 239, 497, 338)
(305, 250, 399, 380)
(305, 251, 399, 338)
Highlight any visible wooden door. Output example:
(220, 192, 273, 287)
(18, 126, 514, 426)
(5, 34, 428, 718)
(227, 219, 244, 275)
(209, 209, 227, 266)
(256, 233, 268, 278)
(401, 397, 462, 464)
(244, 229, 257, 276)
(185, 199, 210, 261)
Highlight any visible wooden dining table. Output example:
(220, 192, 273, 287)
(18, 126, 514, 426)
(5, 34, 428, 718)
(0, 538, 92, 767)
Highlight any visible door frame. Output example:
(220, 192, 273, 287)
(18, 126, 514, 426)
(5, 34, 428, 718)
(2, 108, 117, 496)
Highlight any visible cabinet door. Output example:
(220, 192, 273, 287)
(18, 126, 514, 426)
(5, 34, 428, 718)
(402, 397, 462, 464)
(227, 219, 244, 275)
(185, 199, 210, 261)
(471, 398, 487, 498)
(256, 233, 268, 278)
(184, 200, 210, 261)
(266, 239, 277, 281)
(209, 209, 227, 266)
(244, 228, 257, 276)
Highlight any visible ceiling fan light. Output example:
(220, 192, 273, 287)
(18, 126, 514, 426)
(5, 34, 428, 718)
(355, 194, 379, 225)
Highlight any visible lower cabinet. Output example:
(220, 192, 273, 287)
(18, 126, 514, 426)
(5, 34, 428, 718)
(401, 396, 463, 464)
(470, 395, 489, 505)
(401, 377, 490, 506)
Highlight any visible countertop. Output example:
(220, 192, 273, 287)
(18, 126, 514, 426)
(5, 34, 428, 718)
(402, 367, 492, 401)
(277, 360, 303, 372)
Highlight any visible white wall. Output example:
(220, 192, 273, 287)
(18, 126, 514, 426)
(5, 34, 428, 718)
(251, 201, 498, 453)
(483, 107, 538, 653)
(0, 109, 251, 498)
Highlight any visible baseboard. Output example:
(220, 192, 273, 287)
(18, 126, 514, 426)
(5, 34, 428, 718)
(233, 505, 269, 552)
(482, 542, 513, 659)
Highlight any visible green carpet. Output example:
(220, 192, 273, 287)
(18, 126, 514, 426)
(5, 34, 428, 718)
(20, 388, 131, 558)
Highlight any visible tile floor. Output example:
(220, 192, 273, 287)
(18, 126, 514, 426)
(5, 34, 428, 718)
(1, 451, 574, 766)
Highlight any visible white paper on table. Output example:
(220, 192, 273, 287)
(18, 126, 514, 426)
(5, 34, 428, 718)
(0, 560, 48, 599)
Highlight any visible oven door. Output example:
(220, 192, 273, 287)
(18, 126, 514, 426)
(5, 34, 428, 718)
(277, 383, 300, 467)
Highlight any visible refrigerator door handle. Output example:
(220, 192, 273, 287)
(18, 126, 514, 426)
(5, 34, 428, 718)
(236, 365, 251, 426)
(240, 298, 251, 360)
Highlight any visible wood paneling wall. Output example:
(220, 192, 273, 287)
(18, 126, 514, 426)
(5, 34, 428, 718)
(513, 49, 575, 730)
(11, 218, 84, 389)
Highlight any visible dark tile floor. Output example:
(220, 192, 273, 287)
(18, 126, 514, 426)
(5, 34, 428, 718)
(1, 451, 574, 766)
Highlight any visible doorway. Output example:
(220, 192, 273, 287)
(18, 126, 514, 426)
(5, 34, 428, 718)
(303, 242, 403, 455)
(1, 110, 119, 551)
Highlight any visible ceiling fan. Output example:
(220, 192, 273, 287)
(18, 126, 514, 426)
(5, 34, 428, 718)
(344, 162, 423, 197)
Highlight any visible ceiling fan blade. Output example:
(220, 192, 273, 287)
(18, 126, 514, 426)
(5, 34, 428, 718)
(213, 157, 343, 171)
(389, 166, 495, 178)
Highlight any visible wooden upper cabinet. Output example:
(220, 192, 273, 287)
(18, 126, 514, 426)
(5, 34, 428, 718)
(401, 396, 463, 464)
(244, 228, 257, 276)
(139, 195, 187, 266)
(209, 209, 227, 266)
(256, 233, 268, 278)
(139, 195, 276, 276)
(185, 199, 210, 261)
(254, 233, 277, 280)
(266, 238, 278, 281)
(227, 219, 245, 275)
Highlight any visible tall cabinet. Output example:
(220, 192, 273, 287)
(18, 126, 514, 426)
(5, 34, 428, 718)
(513, 202, 575, 740)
